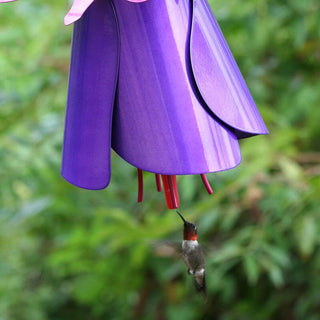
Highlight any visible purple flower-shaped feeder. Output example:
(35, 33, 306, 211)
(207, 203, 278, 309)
(62, 0, 268, 209)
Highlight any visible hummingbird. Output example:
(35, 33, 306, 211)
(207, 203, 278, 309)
(153, 211, 206, 296)
(176, 211, 206, 295)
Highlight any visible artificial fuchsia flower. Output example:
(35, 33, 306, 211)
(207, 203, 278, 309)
(62, 0, 268, 209)
(2, 0, 269, 209)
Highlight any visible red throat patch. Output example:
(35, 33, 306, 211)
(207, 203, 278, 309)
(183, 228, 198, 241)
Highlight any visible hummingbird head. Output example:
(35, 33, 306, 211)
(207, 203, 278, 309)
(176, 211, 198, 241)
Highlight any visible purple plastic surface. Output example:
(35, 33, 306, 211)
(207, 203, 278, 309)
(111, 0, 241, 175)
(190, 0, 268, 137)
(61, 0, 118, 189)
(62, 0, 268, 189)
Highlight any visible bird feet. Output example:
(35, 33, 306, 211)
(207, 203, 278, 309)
(187, 268, 194, 275)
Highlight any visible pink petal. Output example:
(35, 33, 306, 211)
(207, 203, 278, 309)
(0, 0, 17, 2)
(64, 0, 94, 25)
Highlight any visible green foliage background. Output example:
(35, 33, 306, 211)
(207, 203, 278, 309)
(0, 0, 319, 319)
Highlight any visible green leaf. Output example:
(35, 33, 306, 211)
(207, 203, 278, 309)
(295, 215, 318, 258)
(243, 255, 259, 285)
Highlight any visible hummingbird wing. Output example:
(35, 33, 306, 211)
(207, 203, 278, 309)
(151, 240, 207, 298)
(151, 241, 182, 259)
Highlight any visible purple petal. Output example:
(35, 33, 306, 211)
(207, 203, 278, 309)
(64, 0, 94, 25)
(111, 0, 241, 175)
(190, 0, 268, 137)
(61, 0, 119, 189)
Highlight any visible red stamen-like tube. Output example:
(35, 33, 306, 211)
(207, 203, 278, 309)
(169, 175, 179, 208)
(200, 174, 213, 194)
(137, 169, 144, 202)
(155, 174, 162, 192)
(161, 175, 179, 209)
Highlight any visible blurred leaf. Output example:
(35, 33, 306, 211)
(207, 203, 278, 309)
(261, 244, 290, 268)
(295, 215, 318, 259)
(243, 255, 259, 285)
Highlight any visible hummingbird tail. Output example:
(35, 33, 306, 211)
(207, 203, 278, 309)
(193, 271, 207, 299)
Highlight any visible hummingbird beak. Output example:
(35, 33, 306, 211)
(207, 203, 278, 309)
(176, 210, 187, 224)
